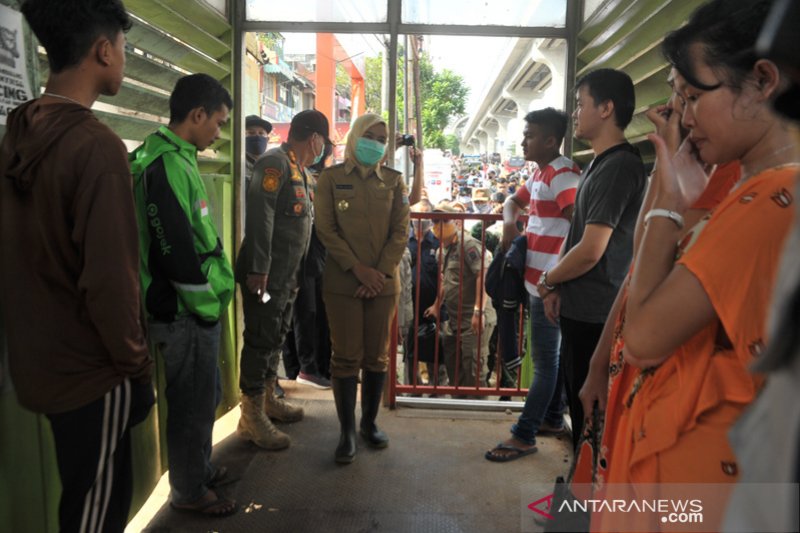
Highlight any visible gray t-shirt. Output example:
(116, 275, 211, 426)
(559, 143, 645, 323)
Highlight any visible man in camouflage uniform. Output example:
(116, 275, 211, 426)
(424, 202, 491, 392)
(235, 110, 330, 449)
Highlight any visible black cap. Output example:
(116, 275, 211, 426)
(289, 109, 330, 143)
(245, 115, 272, 133)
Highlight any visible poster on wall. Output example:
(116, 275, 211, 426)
(0, 3, 33, 125)
(423, 149, 453, 206)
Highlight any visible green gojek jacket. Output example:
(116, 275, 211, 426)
(130, 125, 234, 324)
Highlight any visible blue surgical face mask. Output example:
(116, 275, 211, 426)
(246, 135, 267, 156)
(355, 137, 386, 166)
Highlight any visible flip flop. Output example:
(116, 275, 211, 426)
(170, 492, 238, 517)
(484, 442, 538, 463)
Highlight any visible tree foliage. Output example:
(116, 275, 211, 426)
(335, 63, 351, 99)
(444, 133, 461, 155)
(257, 32, 283, 53)
(364, 44, 468, 151)
(364, 54, 383, 114)
(420, 67, 468, 150)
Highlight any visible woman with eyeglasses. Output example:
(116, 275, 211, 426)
(591, 0, 798, 530)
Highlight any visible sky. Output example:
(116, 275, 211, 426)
(426, 35, 513, 115)
(281, 32, 512, 115)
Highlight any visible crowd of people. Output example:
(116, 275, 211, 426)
(0, 0, 798, 530)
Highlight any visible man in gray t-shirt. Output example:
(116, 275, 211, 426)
(534, 69, 645, 450)
(560, 144, 644, 322)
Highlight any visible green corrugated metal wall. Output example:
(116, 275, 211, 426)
(0, 1, 237, 530)
(0, 2, 51, 530)
(573, 0, 705, 164)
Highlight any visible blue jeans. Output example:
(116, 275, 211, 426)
(149, 316, 222, 504)
(510, 295, 563, 445)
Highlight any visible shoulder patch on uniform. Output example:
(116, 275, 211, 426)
(322, 163, 345, 175)
(383, 167, 402, 177)
(467, 246, 480, 264)
(262, 168, 281, 192)
(335, 184, 354, 190)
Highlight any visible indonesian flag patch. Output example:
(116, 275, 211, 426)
(195, 199, 209, 217)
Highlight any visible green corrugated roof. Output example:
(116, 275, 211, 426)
(264, 61, 294, 79)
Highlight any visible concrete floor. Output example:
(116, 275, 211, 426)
(129, 381, 572, 533)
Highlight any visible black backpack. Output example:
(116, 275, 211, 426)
(485, 235, 527, 310)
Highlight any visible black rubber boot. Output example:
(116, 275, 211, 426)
(360, 371, 389, 448)
(332, 376, 358, 464)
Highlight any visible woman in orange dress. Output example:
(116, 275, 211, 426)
(574, 1, 798, 530)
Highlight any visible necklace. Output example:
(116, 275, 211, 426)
(739, 143, 798, 184)
(41, 92, 85, 107)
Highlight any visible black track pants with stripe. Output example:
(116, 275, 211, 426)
(47, 378, 154, 533)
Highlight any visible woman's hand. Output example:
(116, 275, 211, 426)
(353, 285, 378, 299)
(352, 263, 386, 294)
(648, 134, 709, 213)
(673, 138, 711, 212)
(645, 104, 683, 157)
(578, 362, 609, 429)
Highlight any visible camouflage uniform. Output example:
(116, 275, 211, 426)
(440, 233, 492, 388)
(235, 144, 312, 393)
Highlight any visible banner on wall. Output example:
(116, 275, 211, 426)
(0, 3, 33, 125)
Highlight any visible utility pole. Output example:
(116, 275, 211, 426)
(380, 38, 389, 117)
(411, 35, 424, 151)
(403, 35, 410, 179)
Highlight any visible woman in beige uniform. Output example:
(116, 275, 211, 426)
(314, 113, 410, 464)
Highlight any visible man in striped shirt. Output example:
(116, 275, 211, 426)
(485, 108, 579, 462)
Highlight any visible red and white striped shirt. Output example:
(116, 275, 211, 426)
(513, 155, 580, 296)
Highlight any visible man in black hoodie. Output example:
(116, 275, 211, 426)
(0, 1, 154, 531)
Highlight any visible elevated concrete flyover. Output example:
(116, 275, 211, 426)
(460, 38, 568, 156)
